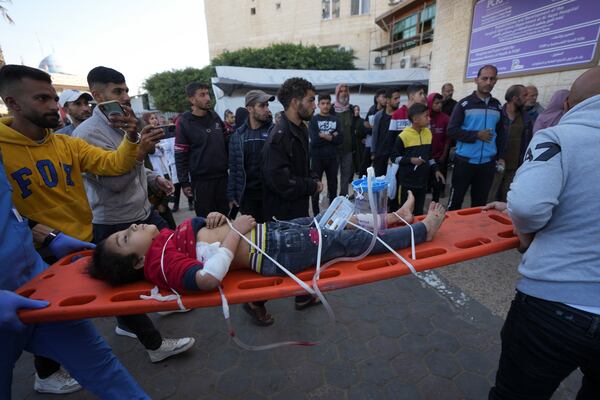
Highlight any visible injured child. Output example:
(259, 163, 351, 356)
(88, 194, 446, 292)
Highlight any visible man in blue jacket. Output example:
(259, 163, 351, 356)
(488, 66, 600, 399)
(0, 154, 148, 399)
(447, 64, 505, 210)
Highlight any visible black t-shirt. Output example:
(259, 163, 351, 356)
(243, 126, 268, 197)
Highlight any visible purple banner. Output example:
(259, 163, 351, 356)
(466, 0, 600, 78)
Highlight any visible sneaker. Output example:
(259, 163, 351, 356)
(34, 369, 82, 394)
(147, 337, 195, 363)
(115, 325, 138, 339)
(157, 308, 192, 316)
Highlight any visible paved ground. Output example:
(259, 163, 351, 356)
(13, 190, 583, 399)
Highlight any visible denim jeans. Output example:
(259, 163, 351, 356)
(259, 217, 427, 276)
(490, 291, 600, 399)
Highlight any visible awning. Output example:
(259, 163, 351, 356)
(212, 66, 429, 96)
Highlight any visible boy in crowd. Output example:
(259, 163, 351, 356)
(427, 93, 451, 202)
(392, 103, 445, 216)
(309, 93, 343, 214)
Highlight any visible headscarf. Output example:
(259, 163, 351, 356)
(334, 83, 350, 113)
(533, 90, 569, 134)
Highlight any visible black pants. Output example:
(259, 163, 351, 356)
(372, 155, 389, 177)
(240, 196, 265, 223)
(430, 160, 447, 203)
(490, 291, 600, 399)
(311, 157, 338, 215)
(359, 147, 372, 177)
(447, 158, 495, 210)
(191, 177, 228, 217)
(399, 186, 426, 216)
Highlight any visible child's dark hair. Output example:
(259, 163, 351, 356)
(87, 240, 144, 286)
(318, 93, 331, 102)
(408, 103, 429, 122)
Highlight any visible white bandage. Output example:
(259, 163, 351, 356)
(199, 246, 233, 282)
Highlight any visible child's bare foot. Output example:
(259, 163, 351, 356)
(422, 201, 446, 241)
(393, 190, 415, 224)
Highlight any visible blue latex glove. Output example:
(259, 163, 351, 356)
(0, 290, 48, 331)
(48, 232, 96, 259)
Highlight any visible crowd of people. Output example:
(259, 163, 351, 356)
(0, 60, 597, 400)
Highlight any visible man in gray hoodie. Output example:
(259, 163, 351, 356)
(488, 67, 600, 399)
(74, 66, 194, 364)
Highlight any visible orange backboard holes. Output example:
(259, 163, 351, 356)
(454, 237, 492, 249)
(456, 208, 482, 216)
(489, 214, 512, 225)
(238, 277, 284, 290)
(300, 269, 341, 281)
(41, 273, 55, 279)
(110, 291, 151, 302)
(17, 288, 36, 298)
(498, 229, 516, 238)
(414, 248, 447, 259)
(59, 295, 97, 307)
(357, 258, 398, 271)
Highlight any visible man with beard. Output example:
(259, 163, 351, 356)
(331, 84, 354, 196)
(262, 77, 323, 310)
(74, 66, 193, 364)
(495, 85, 532, 201)
(55, 90, 92, 135)
(176, 82, 229, 216)
(524, 84, 545, 123)
(0, 64, 149, 397)
(447, 64, 505, 210)
(441, 83, 457, 117)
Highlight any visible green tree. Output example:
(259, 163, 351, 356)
(143, 66, 214, 112)
(143, 43, 356, 112)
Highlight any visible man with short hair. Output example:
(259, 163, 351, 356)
(524, 84, 545, 123)
(489, 66, 600, 400)
(227, 89, 274, 222)
(75, 66, 194, 364)
(262, 77, 323, 311)
(441, 83, 457, 117)
(176, 82, 229, 217)
(360, 88, 387, 176)
(55, 89, 92, 135)
(495, 84, 532, 201)
(447, 64, 505, 210)
(371, 88, 401, 177)
(0, 64, 149, 398)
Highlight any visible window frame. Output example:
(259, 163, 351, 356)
(350, 0, 370, 16)
(322, 0, 341, 20)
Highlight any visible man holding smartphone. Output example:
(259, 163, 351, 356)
(74, 66, 194, 364)
(447, 64, 505, 210)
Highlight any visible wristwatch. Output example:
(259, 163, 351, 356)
(42, 229, 61, 248)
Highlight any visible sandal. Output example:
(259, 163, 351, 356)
(243, 302, 275, 326)
(294, 296, 322, 311)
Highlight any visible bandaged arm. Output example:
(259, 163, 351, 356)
(193, 229, 241, 290)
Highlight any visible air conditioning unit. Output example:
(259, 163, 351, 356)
(374, 56, 387, 66)
(399, 55, 413, 69)
(339, 45, 353, 52)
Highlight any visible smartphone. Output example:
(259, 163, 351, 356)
(98, 100, 125, 119)
(156, 124, 176, 136)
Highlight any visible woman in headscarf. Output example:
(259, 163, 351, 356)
(533, 89, 570, 134)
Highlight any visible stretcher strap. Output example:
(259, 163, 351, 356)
(347, 221, 418, 275)
(393, 212, 416, 260)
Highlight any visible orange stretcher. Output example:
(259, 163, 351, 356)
(17, 208, 519, 323)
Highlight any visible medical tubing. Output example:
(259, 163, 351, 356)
(159, 233, 187, 310)
(393, 212, 416, 260)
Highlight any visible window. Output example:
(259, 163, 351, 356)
(351, 0, 370, 15)
(250, 7, 256, 15)
(322, 0, 340, 20)
(392, 14, 417, 42)
(420, 4, 436, 33)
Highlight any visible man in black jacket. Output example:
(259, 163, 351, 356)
(175, 82, 228, 216)
(262, 77, 323, 221)
(262, 77, 323, 311)
(227, 90, 274, 223)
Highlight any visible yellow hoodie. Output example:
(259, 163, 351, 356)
(0, 117, 139, 241)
